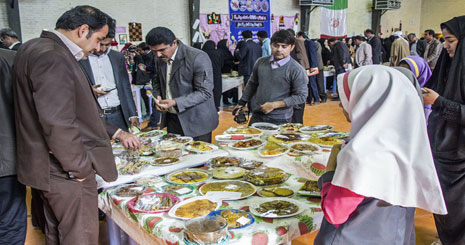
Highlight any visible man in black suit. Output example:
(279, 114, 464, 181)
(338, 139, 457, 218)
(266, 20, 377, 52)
(0, 28, 21, 50)
(364, 29, 382, 64)
(235, 30, 262, 86)
(80, 26, 139, 132)
(407, 33, 427, 57)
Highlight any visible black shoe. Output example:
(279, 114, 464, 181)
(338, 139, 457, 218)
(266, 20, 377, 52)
(321, 97, 327, 103)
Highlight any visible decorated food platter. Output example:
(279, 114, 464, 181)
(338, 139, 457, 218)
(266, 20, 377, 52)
(250, 198, 305, 218)
(168, 196, 221, 220)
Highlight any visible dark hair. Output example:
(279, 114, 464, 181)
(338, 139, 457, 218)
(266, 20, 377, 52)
(55, 5, 112, 36)
(296, 31, 308, 39)
(354, 36, 365, 42)
(270, 30, 295, 45)
(106, 18, 116, 39)
(364, 29, 374, 34)
(407, 33, 416, 38)
(257, 30, 268, 38)
(328, 38, 337, 43)
(241, 30, 253, 39)
(137, 42, 150, 51)
(286, 28, 296, 37)
(424, 29, 435, 36)
(0, 28, 18, 39)
(146, 27, 176, 46)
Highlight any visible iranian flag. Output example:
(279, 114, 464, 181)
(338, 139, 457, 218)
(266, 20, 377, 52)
(320, 0, 348, 39)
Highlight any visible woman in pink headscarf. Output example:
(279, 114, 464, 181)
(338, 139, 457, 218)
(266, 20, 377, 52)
(399, 56, 433, 119)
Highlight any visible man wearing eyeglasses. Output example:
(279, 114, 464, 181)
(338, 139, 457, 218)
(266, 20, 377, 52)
(80, 25, 139, 132)
(146, 27, 218, 142)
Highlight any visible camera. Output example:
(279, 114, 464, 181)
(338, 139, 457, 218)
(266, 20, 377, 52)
(232, 107, 248, 124)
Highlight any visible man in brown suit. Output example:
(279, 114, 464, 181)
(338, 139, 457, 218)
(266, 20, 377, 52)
(13, 6, 138, 244)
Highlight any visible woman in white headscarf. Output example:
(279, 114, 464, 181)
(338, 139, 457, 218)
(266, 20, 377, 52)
(314, 66, 447, 244)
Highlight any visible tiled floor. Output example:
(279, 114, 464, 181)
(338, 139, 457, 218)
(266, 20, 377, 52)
(25, 101, 438, 245)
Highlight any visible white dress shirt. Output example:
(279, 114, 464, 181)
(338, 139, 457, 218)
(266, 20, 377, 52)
(88, 49, 121, 109)
(166, 47, 179, 114)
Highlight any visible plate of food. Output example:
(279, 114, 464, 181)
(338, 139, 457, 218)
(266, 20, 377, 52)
(279, 123, 303, 133)
(168, 196, 221, 220)
(243, 167, 288, 186)
(138, 130, 166, 138)
(297, 180, 320, 196)
(228, 139, 264, 150)
(225, 126, 262, 136)
(169, 136, 193, 144)
(307, 136, 343, 148)
(288, 142, 321, 155)
(208, 209, 255, 229)
(213, 167, 246, 179)
(251, 122, 279, 133)
(257, 185, 295, 198)
(151, 157, 180, 166)
(316, 131, 350, 139)
(139, 138, 154, 156)
(166, 169, 211, 185)
(215, 134, 257, 145)
(209, 156, 263, 170)
(185, 141, 219, 153)
(268, 133, 310, 144)
(162, 184, 194, 196)
(199, 180, 256, 200)
(113, 184, 147, 198)
(300, 125, 334, 134)
(128, 193, 180, 214)
(257, 142, 289, 158)
(250, 198, 305, 218)
(118, 158, 147, 175)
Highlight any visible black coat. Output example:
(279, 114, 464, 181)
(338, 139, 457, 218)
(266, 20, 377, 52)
(331, 42, 350, 70)
(235, 39, 262, 76)
(217, 39, 234, 74)
(368, 36, 382, 64)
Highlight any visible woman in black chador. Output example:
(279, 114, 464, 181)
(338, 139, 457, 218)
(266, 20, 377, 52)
(423, 15, 465, 245)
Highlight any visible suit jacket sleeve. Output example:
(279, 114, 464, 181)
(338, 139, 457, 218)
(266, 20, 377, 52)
(295, 40, 310, 69)
(30, 52, 94, 179)
(174, 52, 214, 113)
(308, 41, 318, 68)
(117, 54, 137, 118)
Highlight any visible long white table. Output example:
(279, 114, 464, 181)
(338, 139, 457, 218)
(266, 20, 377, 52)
(222, 76, 244, 99)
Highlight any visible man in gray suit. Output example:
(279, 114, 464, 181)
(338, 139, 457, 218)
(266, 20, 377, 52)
(80, 26, 140, 132)
(146, 27, 218, 142)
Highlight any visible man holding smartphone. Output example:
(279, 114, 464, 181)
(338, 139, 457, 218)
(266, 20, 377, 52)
(81, 24, 140, 132)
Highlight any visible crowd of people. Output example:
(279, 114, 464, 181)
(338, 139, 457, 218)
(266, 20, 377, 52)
(1, 4, 465, 245)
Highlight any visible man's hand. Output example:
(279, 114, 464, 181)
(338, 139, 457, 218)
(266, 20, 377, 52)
(156, 97, 176, 110)
(115, 131, 141, 150)
(232, 105, 245, 116)
(260, 102, 276, 114)
(422, 88, 440, 105)
(92, 84, 108, 97)
(154, 96, 168, 112)
(138, 63, 147, 72)
(130, 117, 140, 128)
(310, 67, 318, 73)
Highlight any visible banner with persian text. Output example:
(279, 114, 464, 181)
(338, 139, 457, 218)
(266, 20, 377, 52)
(229, 0, 271, 43)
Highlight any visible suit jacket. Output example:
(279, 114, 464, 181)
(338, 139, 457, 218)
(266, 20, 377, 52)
(152, 42, 219, 137)
(331, 42, 350, 70)
(293, 38, 310, 69)
(10, 42, 21, 51)
(304, 39, 318, 69)
(236, 39, 262, 76)
(314, 41, 324, 70)
(355, 42, 373, 67)
(368, 36, 382, 64)
(80, 49, 138, 129)
(0, 49, 16, 177)
(13, 31, 118, 191)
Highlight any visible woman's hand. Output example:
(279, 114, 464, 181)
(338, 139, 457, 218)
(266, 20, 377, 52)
(422, 88, 440, 105)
